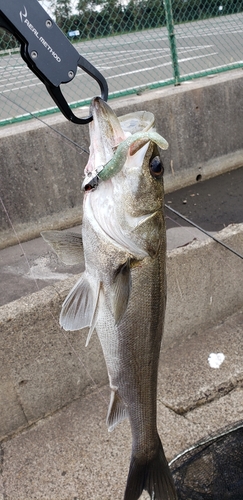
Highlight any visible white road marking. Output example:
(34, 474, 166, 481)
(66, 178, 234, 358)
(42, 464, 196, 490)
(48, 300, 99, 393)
(0, 77, 38, 89)
(1, 82, 42, 93)
(106, 52, 217, 79)
(99, 46, 214, 71)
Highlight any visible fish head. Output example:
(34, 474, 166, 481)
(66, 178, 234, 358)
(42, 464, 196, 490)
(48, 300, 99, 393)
(83, 97, 168, 259)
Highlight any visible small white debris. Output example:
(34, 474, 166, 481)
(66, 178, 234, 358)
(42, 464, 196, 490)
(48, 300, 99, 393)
(208, 352, 225, 369)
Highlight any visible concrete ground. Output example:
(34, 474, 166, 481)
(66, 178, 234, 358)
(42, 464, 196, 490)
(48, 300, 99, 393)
(0, 309, 243, 500)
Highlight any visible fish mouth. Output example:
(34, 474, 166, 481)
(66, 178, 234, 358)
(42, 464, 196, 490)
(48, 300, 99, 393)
(84, 97, 126, 180)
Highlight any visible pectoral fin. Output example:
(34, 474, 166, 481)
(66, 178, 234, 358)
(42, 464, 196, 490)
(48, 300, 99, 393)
(41, 230, 83, 265)
(107, 390, 128, 432)
(60, 272, 100, 333)
(111, 260, 131, 324)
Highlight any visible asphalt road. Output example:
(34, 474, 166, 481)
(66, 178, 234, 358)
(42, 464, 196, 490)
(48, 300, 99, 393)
(0, 12, 243, 122)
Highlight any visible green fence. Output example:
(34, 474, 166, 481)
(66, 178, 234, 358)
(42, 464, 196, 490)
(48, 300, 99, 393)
(0, 0, 243, 125)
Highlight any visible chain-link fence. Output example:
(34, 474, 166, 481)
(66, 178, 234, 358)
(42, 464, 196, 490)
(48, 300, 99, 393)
(0, 0, 243, 125)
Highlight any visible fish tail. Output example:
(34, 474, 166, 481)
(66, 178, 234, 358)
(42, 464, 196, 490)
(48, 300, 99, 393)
(124, 436, 177, 500)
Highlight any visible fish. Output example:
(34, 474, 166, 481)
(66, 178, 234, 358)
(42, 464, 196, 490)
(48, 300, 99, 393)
(41, 97, 177, 500)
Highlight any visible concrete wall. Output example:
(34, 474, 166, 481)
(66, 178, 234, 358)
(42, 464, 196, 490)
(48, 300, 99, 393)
(1, 69, 243, 248)
(1, 223, 242, 440)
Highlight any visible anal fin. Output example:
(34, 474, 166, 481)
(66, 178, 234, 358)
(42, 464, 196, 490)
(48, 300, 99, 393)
(107, 389, 128, 432)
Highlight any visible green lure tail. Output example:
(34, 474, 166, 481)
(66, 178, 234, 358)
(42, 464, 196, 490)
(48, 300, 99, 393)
(99, 131, 169, 181)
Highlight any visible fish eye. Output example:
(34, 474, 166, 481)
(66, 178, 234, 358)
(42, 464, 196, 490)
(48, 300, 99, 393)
(149, 156, 164, 179)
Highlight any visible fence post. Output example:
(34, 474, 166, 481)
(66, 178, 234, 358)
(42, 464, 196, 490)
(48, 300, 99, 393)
(163, 0, 180, 85)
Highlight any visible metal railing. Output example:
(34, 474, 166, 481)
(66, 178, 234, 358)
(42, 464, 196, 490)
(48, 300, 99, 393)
(0, 0, 243, 126)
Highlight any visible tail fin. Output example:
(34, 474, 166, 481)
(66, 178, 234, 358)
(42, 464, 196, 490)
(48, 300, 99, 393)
(124, 437, 177, 500)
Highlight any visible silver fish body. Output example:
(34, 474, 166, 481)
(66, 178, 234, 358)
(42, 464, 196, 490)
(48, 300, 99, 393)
(42, 98, 177, 500)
